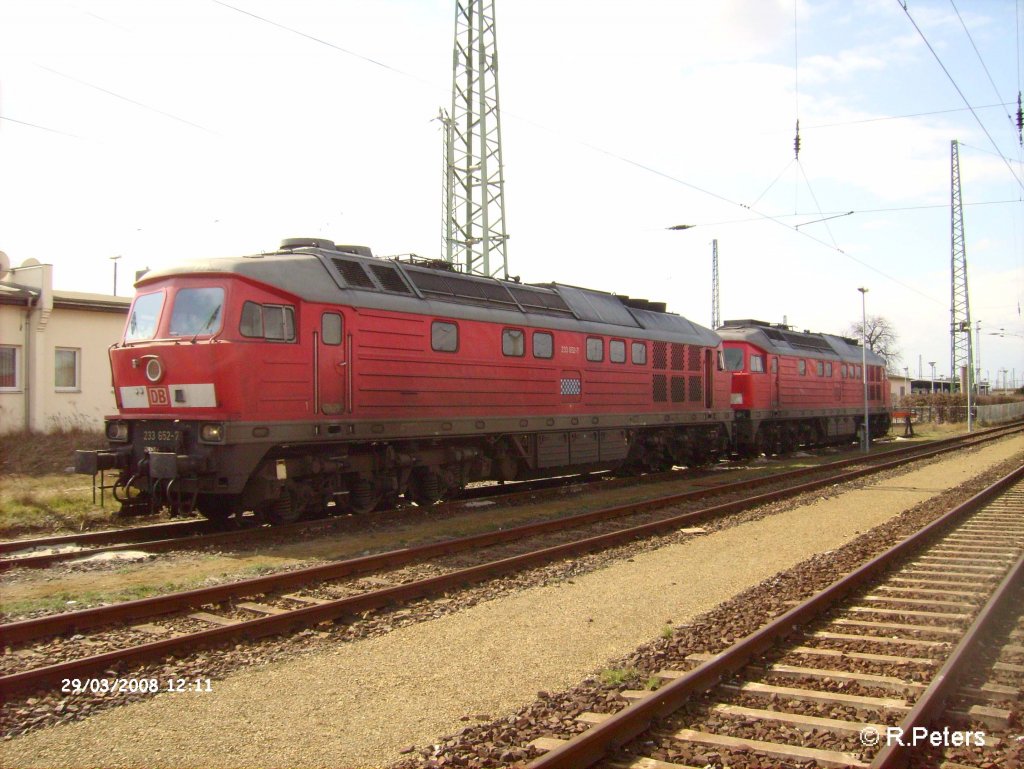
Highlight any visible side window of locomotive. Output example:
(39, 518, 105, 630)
(632, 341, 647, 365)
(816, 361, 824, 376)
(533, 331, 553, 359)
(240, 301, 263, 338)
(609, 339, 626, 364)
(798, 359, 806, 375)
(502, 328, 525, 357)
(263, 305, 295, 341)
(125, 291, 165, 341)
(240, 302, 295, 342)
(586, 337, 603, 362)
(825, 362, 833, 377)
(432, 321, 458, 352)
(770, 357, 778, 374)
(169, 287, 224, 337)
(723, 348, 743, 371)
(322, 313, 342, 346)
(750, 354, 765, 373)
(841, 364, 847, 378)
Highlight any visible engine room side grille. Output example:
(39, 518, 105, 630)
(331, 258, 376, 289)
(653, 374, 667, 402)
(670, 344, 686, 371)
(652, 341, 668, 370)
(369, 264, 412, 294)
(670, 376, 686, 403)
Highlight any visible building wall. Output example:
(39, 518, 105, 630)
(1, 263, 128, 434)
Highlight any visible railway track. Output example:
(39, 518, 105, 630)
(3, 422, 1019, 572)
(523, 465, 1024, 769)
(1, 427, 1021, 707)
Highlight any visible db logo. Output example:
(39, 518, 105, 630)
(147, 387, 169, 406)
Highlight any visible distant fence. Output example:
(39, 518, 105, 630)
(976, 401, 1024, 423)
(904, 401, 1024, 424)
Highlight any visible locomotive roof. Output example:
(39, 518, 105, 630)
(716, 319, 886, 366)
(138, 241, 721, 347)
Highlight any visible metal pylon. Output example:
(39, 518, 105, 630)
(711, 239, 720, 330)
(949, 139, 973, 395)
(443, 0, 509, 278)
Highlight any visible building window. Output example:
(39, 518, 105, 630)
(609, 339, 626, 364)
(750, 354, 765, 373)
(631, 341, 647, 365)
(533, 331, 553, 359)
(0, 345, 20, 391)
(431, 321, 458, 352)
(502, 328, 525, 357)
(55, 348, 80, 391)
(586, 337, 603, 362)
(798, 359, 806, 375)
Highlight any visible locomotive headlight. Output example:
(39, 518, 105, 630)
(144, 357, 164, 383)
(200, 423, 224, 443)
(106, 421, 129, 442)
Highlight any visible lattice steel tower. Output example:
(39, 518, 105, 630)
(711, 239, 720, 330)
(949, 139, 973, 394)
(442, 0, 509, 278)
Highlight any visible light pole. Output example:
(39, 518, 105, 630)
(110, 255, 122, 296)
(858, 287, 869, 453)
(928, 361, 936, 394)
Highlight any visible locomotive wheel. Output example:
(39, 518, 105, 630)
(348, 479, 382, 514)
(407, 469, 445, 507)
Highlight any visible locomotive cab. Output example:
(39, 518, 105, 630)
(77, 268, 322, 520)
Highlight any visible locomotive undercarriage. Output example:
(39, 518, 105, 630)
(78, 418, 735, 524)
(733, 410, 892, 458)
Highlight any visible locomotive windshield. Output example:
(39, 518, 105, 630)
(125, 291, 165, 341)
(169, 287, 225, 337)
(723, 348, 744, 371)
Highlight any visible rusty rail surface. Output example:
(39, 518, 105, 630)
(2, 437, 1020, 698)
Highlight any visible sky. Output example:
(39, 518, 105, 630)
(1, 0, 1022, 387)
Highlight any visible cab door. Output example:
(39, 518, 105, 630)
(317, 311, 347, 415)
(770, 356, 780, 408)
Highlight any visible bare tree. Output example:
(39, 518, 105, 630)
(847, 315, 901, 369)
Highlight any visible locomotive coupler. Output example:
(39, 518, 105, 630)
(148, 451, 205, 479)
(75, 448, 131, 475)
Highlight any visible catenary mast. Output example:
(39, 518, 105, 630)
(442, 0, 509, 278)
(949, 139, 974, 429)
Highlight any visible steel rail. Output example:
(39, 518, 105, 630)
(524, 463, 1024, 769)
(4, 425, 1017, 649)
(869, 548, 1023, 769)
(3, 422, 1018, 571)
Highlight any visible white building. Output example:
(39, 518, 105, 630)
(1, 259, 130, 434)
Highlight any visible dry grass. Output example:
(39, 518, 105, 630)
(0, 430, 116, 537)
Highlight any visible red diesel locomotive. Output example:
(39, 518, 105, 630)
(717, 319, 891, 456)
(77, 238, 735, 522)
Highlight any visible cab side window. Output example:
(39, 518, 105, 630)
(241, 301, 296, 342)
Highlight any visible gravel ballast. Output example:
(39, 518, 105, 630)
(3, 435, 1022, 768)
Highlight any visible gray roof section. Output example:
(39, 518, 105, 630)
(717, 322, 885, 367)
(138, 245, 722, 348)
